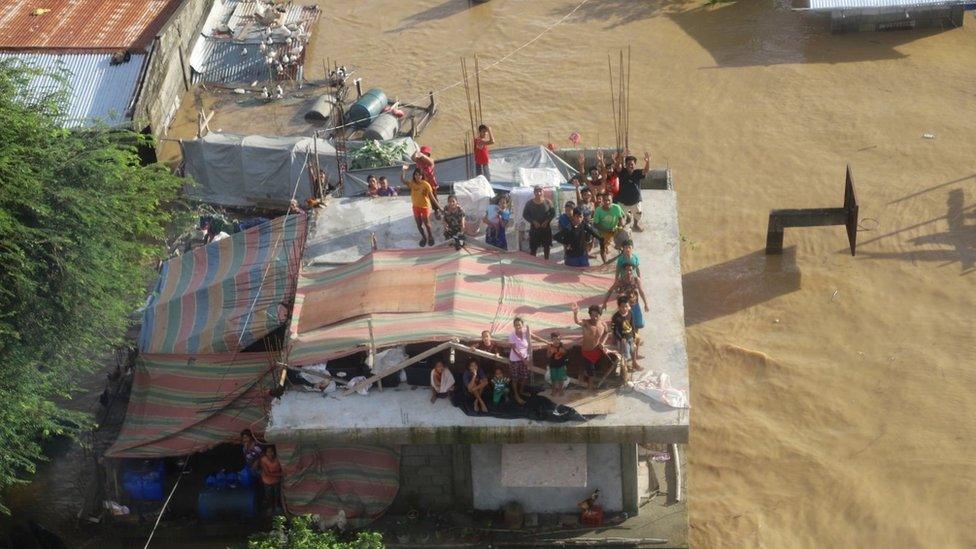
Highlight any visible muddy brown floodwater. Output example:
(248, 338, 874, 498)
(22, 0, 976, 547)
(294, 1, 976, 546)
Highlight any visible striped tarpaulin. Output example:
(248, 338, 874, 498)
(139, 213, 307, 355)
(275, 443, 400, 527)
(288, 243, 615, 365)
(107, 353, 270, 458)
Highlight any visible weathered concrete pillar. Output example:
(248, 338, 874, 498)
(620, 443, 639, 516)
(665, 443, 682, 505)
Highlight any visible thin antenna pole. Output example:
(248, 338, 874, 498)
(474, 53, 484, 124)
(608, 54, 619, 154)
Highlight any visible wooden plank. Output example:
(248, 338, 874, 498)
(343, 340, 453, 396)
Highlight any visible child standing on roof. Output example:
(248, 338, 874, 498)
(401, 166, 441, 247)
(474, 124, 495, 181)
(615, 239, 641, 279)
(547, 332, 569, 397)
(484, 195, 511, 250)
(442, 194, 466, 242)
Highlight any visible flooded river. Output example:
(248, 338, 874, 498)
(300, 1, 976, 546)
(16, 1, 976, 547)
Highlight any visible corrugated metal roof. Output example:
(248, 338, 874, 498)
(0, 0, 180, 52)
(189, 0, 319, 84)
(800, 0, 966, 10)
(0, 52, 146, 128)
(189, 40, 276, 84)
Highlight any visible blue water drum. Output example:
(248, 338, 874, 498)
(348, 88, 388, 128)
(197, 487, 258, 521)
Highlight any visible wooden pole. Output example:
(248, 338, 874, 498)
(343, 340, 454, 396)
(367, 319, 381, 392)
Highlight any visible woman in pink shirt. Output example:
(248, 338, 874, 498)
(507, 317, 531, 405)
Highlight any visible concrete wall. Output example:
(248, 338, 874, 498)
(393, 444, 472, 511)
(829, 5, 964, 33)
(132, 0, 213, 140)
(471, 443, 625, 513)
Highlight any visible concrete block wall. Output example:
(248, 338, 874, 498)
(132, 0, 213, 140)
(393, 444, 471, 511)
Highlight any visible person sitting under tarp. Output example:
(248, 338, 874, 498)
(462, 359, 489, 412)
(430, 360, 456, 403)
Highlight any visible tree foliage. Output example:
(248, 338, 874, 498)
(248, 515, 384, 549)
(0, 60, 182, 510)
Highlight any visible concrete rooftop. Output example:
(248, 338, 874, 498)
(268, 190, 690, 445)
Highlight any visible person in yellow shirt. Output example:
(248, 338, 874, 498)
(401, 166, 441, 246)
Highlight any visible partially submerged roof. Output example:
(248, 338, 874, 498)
(793, 0, 966, 9)
(0, 0, 180, 52)
(139, 213, 307, 355)
(268, 190, 690, 445)
(0, 52, 146, 128)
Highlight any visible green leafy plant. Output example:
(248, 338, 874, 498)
(0, 59, 182, 512)
(247, 515, 385, 549)
(348, 140, 409, 170)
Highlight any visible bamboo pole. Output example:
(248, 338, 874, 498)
(608, 54, 619, 153)
(474, 53, 484, 123)
(342, 340, 454, 396)
(626, 45, 632, 151)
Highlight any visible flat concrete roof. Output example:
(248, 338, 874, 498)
(268, 190, 690, 445)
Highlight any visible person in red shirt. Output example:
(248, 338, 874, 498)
(473, 124, 495, 181)
(413, 145, 438, 191)
(259, 445, 284, 516)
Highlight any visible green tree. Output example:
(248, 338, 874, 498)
(248, 515, 384, 549)
(0, 60, 183, 511)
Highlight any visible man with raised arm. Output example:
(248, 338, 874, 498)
(572, 302, 610, 391)
(613, 150, 650, 232)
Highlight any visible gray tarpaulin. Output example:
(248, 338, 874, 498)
(182, 132, 576, 208)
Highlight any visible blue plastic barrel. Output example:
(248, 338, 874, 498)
(197, 487, 257, 521)
(348, 88, 388, 128)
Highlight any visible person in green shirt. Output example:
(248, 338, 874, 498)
(592, 193, 625, 264)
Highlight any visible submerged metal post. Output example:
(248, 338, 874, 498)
(766, 165, 859, 256)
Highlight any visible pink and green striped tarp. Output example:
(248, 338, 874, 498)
(107, 353, 271, 458)
(139, 213, 307, 355)
(275, 443, 400, 527)
(288, 243, 614, 365)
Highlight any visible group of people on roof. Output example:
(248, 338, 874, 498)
(360, 124, 652, 269)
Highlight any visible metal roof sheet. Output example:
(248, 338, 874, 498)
(0, 52, 146, 128)
(799, 0, 966, 10)
(0, 0, 180, 52)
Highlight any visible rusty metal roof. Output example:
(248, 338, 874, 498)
(0, 0, 181, 52)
